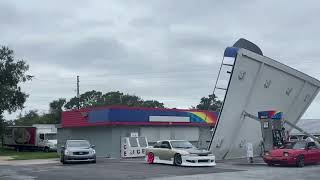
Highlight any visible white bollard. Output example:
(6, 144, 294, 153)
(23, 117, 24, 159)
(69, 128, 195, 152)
(246, 143, 253, 163)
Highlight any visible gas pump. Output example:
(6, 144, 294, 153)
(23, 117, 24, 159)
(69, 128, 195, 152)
(243, 110, 319, 156)
(258, 111, 286, 152)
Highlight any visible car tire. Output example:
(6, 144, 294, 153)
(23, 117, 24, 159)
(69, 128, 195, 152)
(92, 158, 96, 164)
(174, 154, 182, 166)
(296, 155, 305, 168)
(44, 147, 50, 152)
(61, 156, 68, 164)
(147, 152, 155, 164)
(267, 163, 274, 166)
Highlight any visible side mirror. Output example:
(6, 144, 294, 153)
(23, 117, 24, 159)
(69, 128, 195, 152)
(91, 145, 96, 148)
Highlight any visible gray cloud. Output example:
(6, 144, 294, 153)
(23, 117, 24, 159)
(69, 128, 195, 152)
(1, 0, 320, 120)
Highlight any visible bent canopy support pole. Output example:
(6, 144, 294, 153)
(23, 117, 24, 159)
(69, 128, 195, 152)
(243, 111, 319, 141)
(284, 120, 319, 141)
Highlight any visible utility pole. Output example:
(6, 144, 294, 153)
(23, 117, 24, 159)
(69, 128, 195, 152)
(77, 75, 80, 109)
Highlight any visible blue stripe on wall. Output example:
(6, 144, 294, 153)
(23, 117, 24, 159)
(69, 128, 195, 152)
(88, 109, 211, 123)
(88, 109, 110, 123)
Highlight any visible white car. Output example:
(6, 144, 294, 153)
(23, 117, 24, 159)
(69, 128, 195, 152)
(145, 140, 216, 167)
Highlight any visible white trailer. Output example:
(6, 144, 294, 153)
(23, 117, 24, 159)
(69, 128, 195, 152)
(3, 124, 58, 152)
(209, 39, 320, 160)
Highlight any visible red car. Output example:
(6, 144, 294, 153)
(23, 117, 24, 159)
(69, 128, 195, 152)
(263, 141, 320, 167)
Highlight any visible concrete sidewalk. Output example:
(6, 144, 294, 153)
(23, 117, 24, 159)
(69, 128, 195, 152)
(0, 158, 59, 166)
(0, 156, 13, 161)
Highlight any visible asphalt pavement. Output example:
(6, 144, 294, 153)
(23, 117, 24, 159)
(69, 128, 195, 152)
(0, 158, 319, 180)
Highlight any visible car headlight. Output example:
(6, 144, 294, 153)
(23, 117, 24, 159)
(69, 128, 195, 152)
(264, 152, 270, 156)
(65, 150, 71, 155)
(90, 149, 96, 154)
(283, 152, 289, 157)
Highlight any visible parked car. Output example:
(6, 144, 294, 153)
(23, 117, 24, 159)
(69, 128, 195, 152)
(60, 140, 96, 164)
(146, 140, 216, 166)
(263, 140, 320, 167)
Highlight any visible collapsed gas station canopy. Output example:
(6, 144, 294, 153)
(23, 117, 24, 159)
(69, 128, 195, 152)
(210, 40, 320, 160)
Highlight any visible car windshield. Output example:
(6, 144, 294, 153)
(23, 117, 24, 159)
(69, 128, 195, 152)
(46, 133, 57, 140)
(170, 141, 194, 149)
(285, 142, 306, 149)
(67, 141, 90, 148)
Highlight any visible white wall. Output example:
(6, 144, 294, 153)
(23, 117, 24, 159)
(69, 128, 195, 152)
(140, 126, 199, 143)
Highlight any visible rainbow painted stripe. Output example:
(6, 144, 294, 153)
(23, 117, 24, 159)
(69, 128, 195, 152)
(258, 110, 283, 120)
(187, 111, 217, 124)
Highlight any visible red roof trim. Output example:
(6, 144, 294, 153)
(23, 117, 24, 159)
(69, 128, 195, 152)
(61, 122, 214, 128)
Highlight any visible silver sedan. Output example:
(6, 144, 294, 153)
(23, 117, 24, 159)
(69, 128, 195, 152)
(60, 140, 96, 164)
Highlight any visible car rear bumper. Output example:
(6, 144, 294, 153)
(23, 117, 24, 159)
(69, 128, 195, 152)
(263, 156, 297, 165)
(181, 155, 216, 167)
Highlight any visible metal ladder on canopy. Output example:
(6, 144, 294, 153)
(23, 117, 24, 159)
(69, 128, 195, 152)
(207, 53, 236, 150)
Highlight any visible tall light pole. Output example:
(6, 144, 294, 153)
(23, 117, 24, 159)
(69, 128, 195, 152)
(77, 76, 80, 109)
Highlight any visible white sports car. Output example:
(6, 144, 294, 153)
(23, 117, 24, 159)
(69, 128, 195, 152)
(145, 140, 216, 167)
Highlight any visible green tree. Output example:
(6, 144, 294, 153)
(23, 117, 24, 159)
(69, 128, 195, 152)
(196, 94, 222, 111)
(49, 98, 66, 123)
(14, 109, 60, 126)
(64, 90, 102, 110)
(14, 110, 40, 126)
(64, 90, 165, 110)
(0, 46, 32, 136)
(142, 100, 164, 108)
(120, 94, 144, 107)
(100, 91, 124, 106)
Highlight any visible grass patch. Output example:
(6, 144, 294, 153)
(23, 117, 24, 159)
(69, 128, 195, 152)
(0, 147, 59, 160)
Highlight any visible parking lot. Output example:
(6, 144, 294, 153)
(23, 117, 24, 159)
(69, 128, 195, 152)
(0, 158, 319, 180)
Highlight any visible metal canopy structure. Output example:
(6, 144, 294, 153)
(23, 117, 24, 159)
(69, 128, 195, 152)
(209, 41, 320, 160)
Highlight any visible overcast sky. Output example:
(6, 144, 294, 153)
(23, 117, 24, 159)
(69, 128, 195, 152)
(2, 0, 320, 119)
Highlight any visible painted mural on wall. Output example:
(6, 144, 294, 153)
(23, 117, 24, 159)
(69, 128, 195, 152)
(4, 127, 36, 145)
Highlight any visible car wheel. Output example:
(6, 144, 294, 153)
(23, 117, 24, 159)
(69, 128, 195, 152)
(61, 158, 66, 164)
(147, 152, 155, 164)
(267, 163, 274, 166)
(296, 155, 305, 167)
(44, 147, 49, 152)
(62, 156, 68, 164)
(174, 154, 182, 166)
